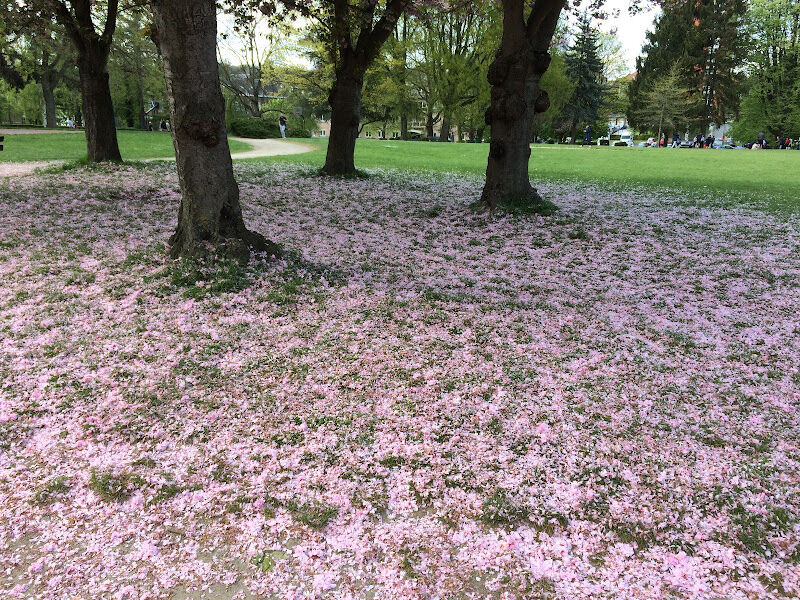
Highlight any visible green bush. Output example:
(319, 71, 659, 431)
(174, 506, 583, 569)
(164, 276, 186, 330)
(228, 117, 280, 139)
(286, 125, 311, 138)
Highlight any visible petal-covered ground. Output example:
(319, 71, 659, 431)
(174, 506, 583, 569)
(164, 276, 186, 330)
(1, 163, 799, 600)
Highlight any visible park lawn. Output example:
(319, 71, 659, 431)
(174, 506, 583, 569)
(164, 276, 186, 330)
(262, 138, 800, 210)
(0, 130, 251, 162)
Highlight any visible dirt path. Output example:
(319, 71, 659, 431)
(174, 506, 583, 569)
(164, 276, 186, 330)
(0, 137, 313, 178)
(0, 128, 81, 135)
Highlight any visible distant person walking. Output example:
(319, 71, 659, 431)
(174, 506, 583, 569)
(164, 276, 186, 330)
(758, 131, 766, 149)
(279, 115, 288, 138)
(583, 125, 591, 145)
(672, 133, 680, 148)
(66, 117, 74, 129)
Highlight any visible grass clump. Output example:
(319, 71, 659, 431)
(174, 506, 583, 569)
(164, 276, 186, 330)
(88, 469, 145, 502)
(163, 254, 254, 299)
(33, 476, 70, 505)
(286, 498, 338, 529)
(481, 489, 530, 525)
(731, 503, 795, 556)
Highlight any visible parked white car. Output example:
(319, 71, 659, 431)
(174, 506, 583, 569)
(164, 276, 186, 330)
(597, 131, 634, 146)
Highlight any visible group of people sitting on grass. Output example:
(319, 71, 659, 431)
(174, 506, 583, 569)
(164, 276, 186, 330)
(665, 133, 721, 148)
(743, 132, 800, 150)
(661, 131, 800, 150)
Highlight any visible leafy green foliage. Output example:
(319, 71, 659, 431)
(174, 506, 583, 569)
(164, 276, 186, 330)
(229, 116, 281, 138)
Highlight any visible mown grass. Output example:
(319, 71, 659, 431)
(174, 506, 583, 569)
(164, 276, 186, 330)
(0, 130, 251, 162)
(256, 138, 800, 211)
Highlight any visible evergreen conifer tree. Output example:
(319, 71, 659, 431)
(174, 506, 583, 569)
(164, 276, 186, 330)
(629, 0, 747, 134)
(562, 13, 606, 143)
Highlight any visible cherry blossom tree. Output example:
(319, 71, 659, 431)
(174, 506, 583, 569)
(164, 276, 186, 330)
(481, 0, 672, 211)
(150, 0, 279, 260)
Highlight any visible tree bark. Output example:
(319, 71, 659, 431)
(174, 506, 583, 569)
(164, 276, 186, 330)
(150, 0, 278, 261)
(400, 115, 408, 140)
(426, 112, 435, 139)
(78, 54, 122, 162)
(439, 114, 451, 142)
(41, 72, 57, 128)
(480, 0, 564, 212)
(322, 61, 363, 176)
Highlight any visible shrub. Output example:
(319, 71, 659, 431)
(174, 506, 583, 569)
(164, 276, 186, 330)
(286, 125, 311, 138)
(228, 117, 280, 139)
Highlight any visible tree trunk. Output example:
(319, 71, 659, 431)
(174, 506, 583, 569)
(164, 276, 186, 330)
(77, 54, 122, 162)
(150, 0, 278, 261)
(322, 61, 363, 176)
(136, 72, 147, 130)
(41, 72, 57, 128)
(480, 1, 560, 212)
(439, 114, 451, 142)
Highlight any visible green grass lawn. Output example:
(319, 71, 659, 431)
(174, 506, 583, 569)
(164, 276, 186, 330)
(261, 138, 800, 209)
(4, 132, 799, 210)
(0, 130, 251, 162)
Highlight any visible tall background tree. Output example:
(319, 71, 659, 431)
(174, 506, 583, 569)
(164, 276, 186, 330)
(561, 12, 607, 142)
(1, 0, 130, 160)
(109, 9, 163, 129)
(629, 0, 747, 136)
(729, 0, 799, 141)
(416, 1, 498, 142)
(233, 0, 412, 175)
(218, 9, 286, 118)
(635, 64, 691, 141)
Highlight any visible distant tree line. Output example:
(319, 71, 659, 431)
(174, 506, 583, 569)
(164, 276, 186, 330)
(629, 0, 800, 143)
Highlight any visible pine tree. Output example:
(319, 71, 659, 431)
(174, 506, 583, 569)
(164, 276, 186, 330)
(629, 0, 747, 134)
(562, 13, 606, 143)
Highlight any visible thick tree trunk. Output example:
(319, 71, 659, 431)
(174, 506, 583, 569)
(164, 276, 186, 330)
(41, 72, 57, 128)
(480, 1, 561, 212)
(322, 62, 363, 176)
(400, 115, 408, 140)
(78, 55, 121, 162)
(426, 112, 434, 139)
(439, 114, 451, 142)
(151, 0, 278, 261)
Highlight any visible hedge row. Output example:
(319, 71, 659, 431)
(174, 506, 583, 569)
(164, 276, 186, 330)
(228, 117, 311, 139)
